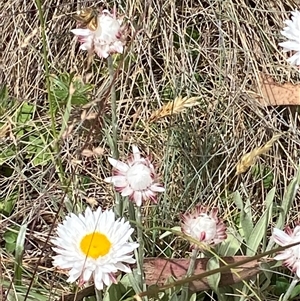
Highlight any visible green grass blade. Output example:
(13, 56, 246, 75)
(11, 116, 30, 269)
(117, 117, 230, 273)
(14, 224, 27, 285)
(246, 188, 275, 256)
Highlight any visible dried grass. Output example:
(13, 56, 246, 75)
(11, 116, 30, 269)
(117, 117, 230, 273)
(1, 0, 300, 298)
(149, 96, 200, 122)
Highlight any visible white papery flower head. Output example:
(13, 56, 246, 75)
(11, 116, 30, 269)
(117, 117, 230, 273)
(181, 205, 227, 249)
(279, 10, 300, 66)
(104, 145, 165, 207)
(51, 207, 139, 290)
(71, 8, 125, 58)
(272, 226, 300, 278)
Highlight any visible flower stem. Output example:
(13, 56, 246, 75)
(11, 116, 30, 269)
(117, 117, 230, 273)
(180, 248, 199, 301)
(95, 287, 103, 301)
(107, 56, 122, 217)
(107, 56, 119, 159)
(282, 275, 299, 301)
(136, 206, 145, 291)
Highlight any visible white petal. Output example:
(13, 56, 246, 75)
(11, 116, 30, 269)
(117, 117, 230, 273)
(279, 41, 300, 52)
(71, 28, 92, 36)
(106, 175, 127, 187)
(273, 228, 292, 246)
(287, 53, 300, 66)
(132, 145, 141, 161)
(274, 252, 290, 261)
(120, 185, 133, 196)
(150, 184, 165, 192)
(133, 191, 142, 206)
(108, 157, 129, 172)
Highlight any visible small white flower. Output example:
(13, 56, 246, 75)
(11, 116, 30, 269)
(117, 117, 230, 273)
(272, 226, 300, 277)
(104, 145, 165, 207)
(71, 9, 125, 58)
(51, 207, 139, 290)
(181, 205, 227, 248)
(279, 10, 300, 66)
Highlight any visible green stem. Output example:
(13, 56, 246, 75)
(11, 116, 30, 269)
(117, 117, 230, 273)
(180, 248, 199, 301)
(107, 56, 122, 217)
(95, 287, 103, 301)
(107, 56, 119, 159)
(282, 275, 299, 301)
(136, 206, 145, 291)
(35, 0, 54, 133)
(35, 0, 67, 189)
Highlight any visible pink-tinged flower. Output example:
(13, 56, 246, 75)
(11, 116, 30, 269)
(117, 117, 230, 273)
(272, 226, 300, 277)
(181, 205, 227, 248)
(279, 10, 300, 66)
(71, 8, 125, 58)
(104, 145, 165, 207)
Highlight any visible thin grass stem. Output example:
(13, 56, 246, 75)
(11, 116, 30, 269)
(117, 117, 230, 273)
(282, 275, 299, 301)
(107, 56, 122, 217)
(180, 248, 198, 301)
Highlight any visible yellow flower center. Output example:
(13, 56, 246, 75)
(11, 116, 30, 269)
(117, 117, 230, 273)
(80, 232, 111, 259)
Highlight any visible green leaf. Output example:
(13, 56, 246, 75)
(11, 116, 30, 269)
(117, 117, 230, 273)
(217, 229, 242, 256)
(0, 84, 8, 100)
(233, 191, 253, 242)
(127, 269, 142, 294)
(103, 283, 124, 301)
(119, 274, 134, 293)
(4, 231, 17, 244)
(25, 134, 52, 166)
(5, 243, 16, 253)
(17, 103, 35, 124)
(267, 166, 300, 251)
(58, 85, 72, 139)
(159, 226, 181, 239)
(0, 191, 19, 216)
(189, 293, 197, 301)
(6, 285, 49, 301)
(0, 147, 15, 166)
(246, 187, 274, 256)
(169, 292, 179, 301)
(274, 277, 289, 296)
(206, 257, 221, 293)
(4, 228, 18, 252)
(276, 166, 300, 229)
(291, 284, 300, 299)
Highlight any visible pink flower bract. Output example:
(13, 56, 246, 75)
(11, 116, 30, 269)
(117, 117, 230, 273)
(181, 205, 227, 248)
(104, 145, 165, 206)
(272, 226, 300, 277)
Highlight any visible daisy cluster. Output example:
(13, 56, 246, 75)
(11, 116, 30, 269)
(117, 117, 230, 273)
(52, 144, 228, 290)
(50, 6, 300, 294)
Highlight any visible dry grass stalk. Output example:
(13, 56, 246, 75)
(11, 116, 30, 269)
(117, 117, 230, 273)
(81, 147, 104, 157)
(20, 28, 38, 48)
(148, 96, 200, 122)
(236, 134, 282, 175)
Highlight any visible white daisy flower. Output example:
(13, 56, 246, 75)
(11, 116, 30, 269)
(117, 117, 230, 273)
(51, 207, 139, 290)
(272, 226, 300, 278)
(279, 10, 300, 66)
(104, 145, 165, 207)
(181, 205, 227, 248)
(71, 8, 125, 58)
